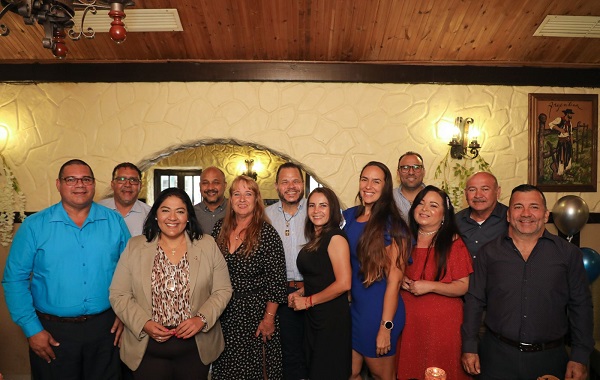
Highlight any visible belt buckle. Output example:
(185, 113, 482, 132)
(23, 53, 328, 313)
(518, 342, 539, 352)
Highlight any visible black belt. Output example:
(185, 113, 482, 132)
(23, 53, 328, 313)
(36, 309, 110, 323)
(489, 329, 564, 352)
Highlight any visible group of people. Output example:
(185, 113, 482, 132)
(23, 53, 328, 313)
(1, 154, 595, 380)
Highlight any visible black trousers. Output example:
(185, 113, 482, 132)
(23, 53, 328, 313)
(478, 331, 568, 380)
(31, 309, 120, 380)
(133, 336, 209, 380)
(278, 287, 308, 380)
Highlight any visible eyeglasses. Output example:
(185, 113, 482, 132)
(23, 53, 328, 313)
(398, 165, 423, 173)
(114, 177, 141, 185)
(61, 176, 95, 186)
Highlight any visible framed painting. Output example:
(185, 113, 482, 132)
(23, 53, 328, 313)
(528, 93, 598, 192)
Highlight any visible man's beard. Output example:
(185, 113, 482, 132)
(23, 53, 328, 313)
(278, 190, 304, 205)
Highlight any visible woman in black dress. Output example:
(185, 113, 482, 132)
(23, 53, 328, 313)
(289, 187, 352, 380)
(211, 175, 287, 380)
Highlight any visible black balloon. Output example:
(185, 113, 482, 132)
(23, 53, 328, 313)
(552, 195, 589, 236)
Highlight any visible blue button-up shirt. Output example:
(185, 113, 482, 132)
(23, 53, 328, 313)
(265, 199, 307, 281)
(2, 202, 131, 338)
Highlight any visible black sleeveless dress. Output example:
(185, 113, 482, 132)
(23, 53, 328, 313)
(296, 228, 351, 380)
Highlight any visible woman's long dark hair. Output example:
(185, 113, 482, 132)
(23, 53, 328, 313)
(408, 185, 460, 281)
(355, 161, 411, 286)
(303, 187, 342, 252)
(142, 187, 203, 242)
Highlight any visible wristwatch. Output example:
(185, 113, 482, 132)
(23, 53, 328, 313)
(381, 320, 394, 330)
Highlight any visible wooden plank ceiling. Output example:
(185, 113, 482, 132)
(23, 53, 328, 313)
(0, 0, 599, 68)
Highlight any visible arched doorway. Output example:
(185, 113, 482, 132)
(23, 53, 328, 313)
(134, 141, 323, 205)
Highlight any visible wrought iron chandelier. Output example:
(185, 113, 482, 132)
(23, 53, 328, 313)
(0, 0, 134, 58)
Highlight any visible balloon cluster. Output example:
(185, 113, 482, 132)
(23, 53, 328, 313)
(552, 195, 600, 284)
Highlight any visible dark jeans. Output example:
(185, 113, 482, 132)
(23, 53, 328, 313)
(133, 337, 209, 380)
(478, 331, 568, 380)
(278, 287, 308, 380)
(31, 309, 120, 380)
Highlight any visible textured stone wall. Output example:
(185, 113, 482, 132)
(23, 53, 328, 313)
(0, 82, 598, 214)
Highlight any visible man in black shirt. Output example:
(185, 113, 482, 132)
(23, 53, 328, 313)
(461, 184, 593, 380)
(455, 172, 508, 259)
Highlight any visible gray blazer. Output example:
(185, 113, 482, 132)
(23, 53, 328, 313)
(109, 234, 232, 370)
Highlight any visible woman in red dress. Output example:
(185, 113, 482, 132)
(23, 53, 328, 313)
(396, 186, 473, 380)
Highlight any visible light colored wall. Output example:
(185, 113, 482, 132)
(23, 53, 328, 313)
(0, 82, 599, 212)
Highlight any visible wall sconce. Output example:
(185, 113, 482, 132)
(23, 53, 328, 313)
(448, 117, 481, 159)
(242, 159, 258, 180)
(0, 124, 8, 153)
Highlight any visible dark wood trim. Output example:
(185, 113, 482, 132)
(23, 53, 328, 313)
(1, 62, 600, 87)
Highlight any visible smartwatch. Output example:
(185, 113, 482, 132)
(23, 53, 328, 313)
(381, 320, 394, 330)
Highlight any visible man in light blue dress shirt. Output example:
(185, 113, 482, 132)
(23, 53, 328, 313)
(265, 163, 308, 380)
(98, 162, 151, 236)
(2, 159, 131, 380)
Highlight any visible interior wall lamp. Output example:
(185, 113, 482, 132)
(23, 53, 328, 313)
(0, 124, 8, 153)
(0, 0, 134, 58)
(242, 159, 258, 181)
(448, 117, 481, 159)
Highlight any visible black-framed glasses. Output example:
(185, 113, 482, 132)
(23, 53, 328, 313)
(398, 165, 423, 173)
(114, 177, 141, 185)
(61, 176, 95, 186)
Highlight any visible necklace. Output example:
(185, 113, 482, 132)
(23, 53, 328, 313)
(418, 229, 439, 236)
(282, 206, 299, 236)
(160, 236, 185, 256)
(233, 224, 248, 241)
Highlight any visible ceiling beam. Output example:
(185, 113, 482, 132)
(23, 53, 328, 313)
(0, 62, 599, 87)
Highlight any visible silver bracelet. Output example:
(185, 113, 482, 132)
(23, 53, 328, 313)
(197, 313, 208, 332)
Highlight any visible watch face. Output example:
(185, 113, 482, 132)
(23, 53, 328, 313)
(384, 321, 393, 329)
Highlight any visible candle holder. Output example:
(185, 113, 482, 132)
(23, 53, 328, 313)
(424, 367, 447, 380)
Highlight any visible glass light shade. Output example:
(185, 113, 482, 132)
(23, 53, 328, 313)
(437, 120, 458, 141)
(468, 125, 480, 141)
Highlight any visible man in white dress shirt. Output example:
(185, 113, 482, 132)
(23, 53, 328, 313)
(99, 162, 150, 236)
(265, 162, 308, 380)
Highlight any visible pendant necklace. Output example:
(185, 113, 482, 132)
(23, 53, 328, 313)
(282, 207, 299, 236)
(161, 236, 185, 256)
(234, 226, 247, 241)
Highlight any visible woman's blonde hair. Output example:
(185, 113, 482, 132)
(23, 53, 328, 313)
(216, 175, 268, 257)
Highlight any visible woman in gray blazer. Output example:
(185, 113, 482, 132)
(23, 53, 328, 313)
(110, 188, 232, 380)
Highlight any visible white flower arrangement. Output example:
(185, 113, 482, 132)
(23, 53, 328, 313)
(0, 155, 26, 246)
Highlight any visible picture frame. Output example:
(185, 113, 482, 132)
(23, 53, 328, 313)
(528, 93, 598, 192)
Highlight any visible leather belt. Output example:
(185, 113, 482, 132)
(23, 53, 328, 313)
(36, 309, 109, 323)
(287, 281, 304, 289)
(489, 329, 564, 352)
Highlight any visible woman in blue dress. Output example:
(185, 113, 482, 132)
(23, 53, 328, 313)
(344, 161, 411, 380)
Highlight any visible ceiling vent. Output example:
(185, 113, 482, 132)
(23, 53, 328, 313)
(534, 15, 600, 38)
(73, 8, 183, 33)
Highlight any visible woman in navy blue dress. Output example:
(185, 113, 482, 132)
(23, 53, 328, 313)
(289, 187, 352, 380)
(343, 161, 411, 380)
